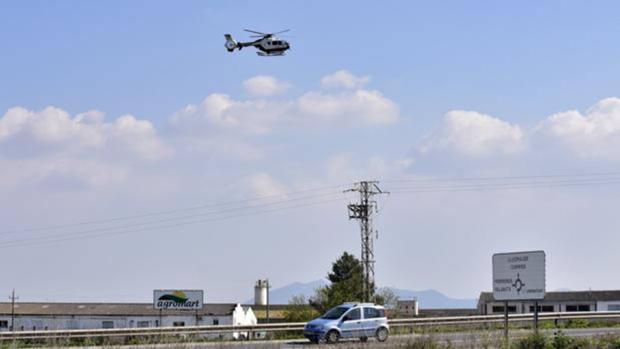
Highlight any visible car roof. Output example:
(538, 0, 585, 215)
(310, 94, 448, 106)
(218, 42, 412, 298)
(339, 303, 356, 309)
(341, 302, 385, 309)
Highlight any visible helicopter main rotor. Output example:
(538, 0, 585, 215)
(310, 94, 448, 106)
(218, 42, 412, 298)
(244, 29, 290, 38)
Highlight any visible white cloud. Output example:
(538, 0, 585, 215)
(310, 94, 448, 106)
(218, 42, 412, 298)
(171, 93, 291, 134)
(324, 153, 412, 184)
(0, 106, 104, 147)
(412, 97, 620, 172)
(320, 70, 371, 90)
(536, 97, 620, 160)
(110, 115, 172, 161)
(0, 106, 173, 190)
(175, 136, 265, 162)
(297, 90, 399, 125)
(419, 110, 524, 158)
(244, 173, 288, 197)
(172, 73, 398, 134)
(242, 75, 290, 97)
(0, 106, 171, 161)
(0, 157, 128, 191)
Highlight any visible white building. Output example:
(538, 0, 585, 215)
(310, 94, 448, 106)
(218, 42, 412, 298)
(396, 299, 419, 316)
(0, 302, 256, 338)
(478, 290, 620, 315)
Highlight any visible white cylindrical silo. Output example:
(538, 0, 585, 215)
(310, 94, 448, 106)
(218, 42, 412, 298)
(254, 279, 268, 305)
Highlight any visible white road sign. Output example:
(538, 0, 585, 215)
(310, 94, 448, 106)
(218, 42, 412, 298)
(153, 290, 203, 310)
(492, 251, 545, 301)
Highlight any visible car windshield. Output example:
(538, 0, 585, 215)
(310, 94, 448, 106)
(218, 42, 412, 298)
(321, 306, 350, 320)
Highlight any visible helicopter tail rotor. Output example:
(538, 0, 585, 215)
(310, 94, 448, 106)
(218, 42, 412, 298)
(224, 34, 239, 52)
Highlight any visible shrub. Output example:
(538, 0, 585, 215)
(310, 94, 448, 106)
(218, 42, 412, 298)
(512, 332, 548, 349)
(551, 331, 573, 349)
(565, 319, 590, 328)
(403, 336, 444, 349)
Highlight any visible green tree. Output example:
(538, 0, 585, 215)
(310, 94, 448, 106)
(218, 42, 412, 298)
(283, 295, 319, 322)
(311, 252, 367, 312)
(374, 287, 399, 309)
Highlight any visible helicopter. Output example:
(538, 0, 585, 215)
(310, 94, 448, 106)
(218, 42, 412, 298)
(224, 29, 291, 56)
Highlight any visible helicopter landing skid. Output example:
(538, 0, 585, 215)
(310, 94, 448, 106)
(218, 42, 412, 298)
(257, 51, 285, 57)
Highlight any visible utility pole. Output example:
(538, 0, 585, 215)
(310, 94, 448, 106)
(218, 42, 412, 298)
(9, 289, 18, 332)
(265, 279, 270, 325)
(345, 181, 388, 302)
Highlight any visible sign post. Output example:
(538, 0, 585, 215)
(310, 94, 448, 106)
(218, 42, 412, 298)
(503, 300, 508, 340)
(493, 251, 546, 343)
(534, 301, 539, 333)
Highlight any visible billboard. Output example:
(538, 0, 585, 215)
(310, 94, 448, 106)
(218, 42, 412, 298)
(153, 290, 203, 310)
(492, 251, 545, 301)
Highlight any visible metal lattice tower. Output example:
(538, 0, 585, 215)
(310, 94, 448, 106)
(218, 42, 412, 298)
(345, 181, 388, 302)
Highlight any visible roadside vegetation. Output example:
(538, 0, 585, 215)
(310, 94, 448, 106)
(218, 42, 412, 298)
(2, 331, 620, 348)
(511, 331, 620, 349)
(282, 251, 398, 321)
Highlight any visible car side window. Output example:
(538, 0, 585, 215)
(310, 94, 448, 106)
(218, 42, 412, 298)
(343, 308, 361, 321)
(364, 307, 380, 319)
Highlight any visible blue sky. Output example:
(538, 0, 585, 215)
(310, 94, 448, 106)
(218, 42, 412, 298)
(4, 1, 619, 128)
(1, 1, 620, 303)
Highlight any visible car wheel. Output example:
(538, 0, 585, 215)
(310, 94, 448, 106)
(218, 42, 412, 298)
(326, 330, 339, 344)
(360, 336, 368, 342)
(375, 327, 389, 342)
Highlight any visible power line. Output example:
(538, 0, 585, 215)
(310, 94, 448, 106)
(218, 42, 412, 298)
(0, 183, 350, 236)
(382, 171, 620, 184)
(0, 191, 344, 245)
(4, 171, 620, 249)
(387, 178, 620, 194)
(0, 196, 347, 249)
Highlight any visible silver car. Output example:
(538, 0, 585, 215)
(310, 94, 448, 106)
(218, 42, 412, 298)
(303, 303, 389, 344)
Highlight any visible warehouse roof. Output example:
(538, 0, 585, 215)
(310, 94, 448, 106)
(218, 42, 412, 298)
(0, 302, 242, 316)
(478, 290, 620, 304)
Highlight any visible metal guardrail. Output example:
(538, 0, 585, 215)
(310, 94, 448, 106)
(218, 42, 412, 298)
(1, 311, 619, 341)
(388, 311, 620, 327)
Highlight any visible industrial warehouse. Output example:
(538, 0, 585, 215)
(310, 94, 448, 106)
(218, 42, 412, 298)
(478, 290, 620, 315)
(2, 289, 620, 334)
(0, 288, 258, 338)
(0, 302, 255, 336)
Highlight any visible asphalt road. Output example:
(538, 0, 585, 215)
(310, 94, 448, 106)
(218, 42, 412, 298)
(30, 327, 620, 349)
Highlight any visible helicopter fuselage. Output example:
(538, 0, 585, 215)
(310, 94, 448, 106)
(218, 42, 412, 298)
(225, 34, 290, 56)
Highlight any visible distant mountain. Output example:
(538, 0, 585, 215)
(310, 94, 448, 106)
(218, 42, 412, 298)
(245, 280, 477, 309)
(387, 287, 477, 309)
(244, 280, 327, 304)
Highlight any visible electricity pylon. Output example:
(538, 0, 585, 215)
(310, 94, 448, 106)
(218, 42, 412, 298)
(345, 181, 388, 302)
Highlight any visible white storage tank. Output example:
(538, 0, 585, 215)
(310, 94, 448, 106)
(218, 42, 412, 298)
(254, 279, 269, 306)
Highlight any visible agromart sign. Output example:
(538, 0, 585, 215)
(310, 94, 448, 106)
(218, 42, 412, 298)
(153, 290, 204, 310)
